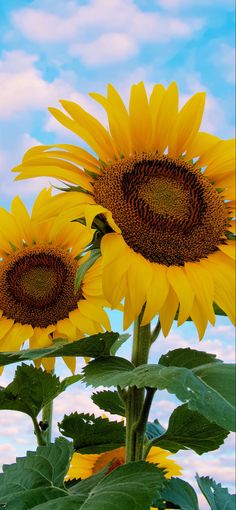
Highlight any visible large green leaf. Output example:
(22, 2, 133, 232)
(196, 474, 236, 510)
(58, 412, 126, 453)
(83, 357, 235, 430)
(0, 365, 82, 419)
(159, 347, 221, 369)
(0, 438, 72, 509)
(35, 463, 165, 510)
(158, 477, 200, 510)
(0, 332, 123, 368)
(91, 390, 125, 416)
(152, 404, 229, 454)
(0, 364, 61, 418)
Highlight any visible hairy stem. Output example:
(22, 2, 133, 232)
(125, 309, 151, 462)
(32, 416, 46, 447)
(41, 399, 53, 444)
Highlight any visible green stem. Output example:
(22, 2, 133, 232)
(41, 399, 53, 444)
(150, 319, 161, 344)
(125, 308, 151, 463)
(32, 416, 46, 447)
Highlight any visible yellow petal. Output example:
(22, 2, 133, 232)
(41, 356, 55, 372)
(153, 82, 179, 153)
(30, 325, 56, 348)
(56, 318, 78, 339)
(196, 139, 235, 168)
(149, 84, 165, 141)
(167, 266, 194, 325)
(129, 82, 152, 151)
(60, 100, 116, 160)
(62, 356, 76, 373)
(0, 323, 34, 352)
(219, 241, 236, 260)
(48, 106, 112, 162)
(201, 251, 235, 325)
(142, 264, 169, 324)
(190, 298, 209, 340)
(184, 261, 215, 324)
(69, 309, 102, 335)
(168, 92, 206, 157)
(14, 158, 93, 191)
(0, 317, 14, 340)
(185, 132, 220, 160)
(11, 196, 32, 245)
(159, 286, 179, 337)
(127, 252, 152, 320)
(90, 92, 131, 156)
(0, 208, 21, 248)
(78, 301, 111, 331)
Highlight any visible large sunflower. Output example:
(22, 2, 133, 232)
(0, 189, 110, 372)
(65, 445, 181, 481)
(13, 82, 235, 337)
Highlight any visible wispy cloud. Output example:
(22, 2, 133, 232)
(11, 0, 204, 66)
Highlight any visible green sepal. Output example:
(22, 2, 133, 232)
(74, 249, 101, 290)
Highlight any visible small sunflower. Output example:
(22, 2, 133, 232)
(13, 83, 235, 337)
(65, 445, 181, 481)
(0, 189, 110, 373)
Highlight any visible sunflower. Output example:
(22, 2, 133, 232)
(65, 445, 181, 481)
(13, 82, 235, 337)
(0, 189, 110, 373)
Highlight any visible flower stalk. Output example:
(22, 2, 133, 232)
(125, 308, 157, 462)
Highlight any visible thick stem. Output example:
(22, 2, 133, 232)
(150, 319, 161, 344)
(125, 309, 151, 463)
(41, 399, 53, 444)
(32, 416, 46, 447)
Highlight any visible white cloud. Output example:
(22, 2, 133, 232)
(212, 43, 235, 84)
(11, 0, 205, 66)
(70, 32, 137, 66)
(0, 50, 75, 120)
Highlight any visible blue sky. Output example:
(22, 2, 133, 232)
(0, 0, 235, 506)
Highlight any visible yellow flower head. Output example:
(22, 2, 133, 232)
(65, 445, 181, 481)
(0, 189, 110, 373)
(13, 82, 235, 338)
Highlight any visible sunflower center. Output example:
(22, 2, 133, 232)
(94, 152, 228, 266)
(0, 246, 82, 328)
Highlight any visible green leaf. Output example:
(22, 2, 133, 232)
(58, 412, 126, 453)
(0, 438, 73, 509)
(32, 462, 165, 510)
(153, 404, 229, 454)
(158, 477, 200, 510)
(159, 347, 221, 369)
(83, 358, 235, 430)
(146, 419, 166, 440)
(196, 474, 236, 510)
(91, 390, 125, 416)
(0, 364, 61, 418)
(59, 374, 82, 393)
(109, 334, 130, 355)
(75, 249, 101, 291)
(79, 461, 165, 510)
(0, 332, 123, 368)
(83, 356, 134, 387)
